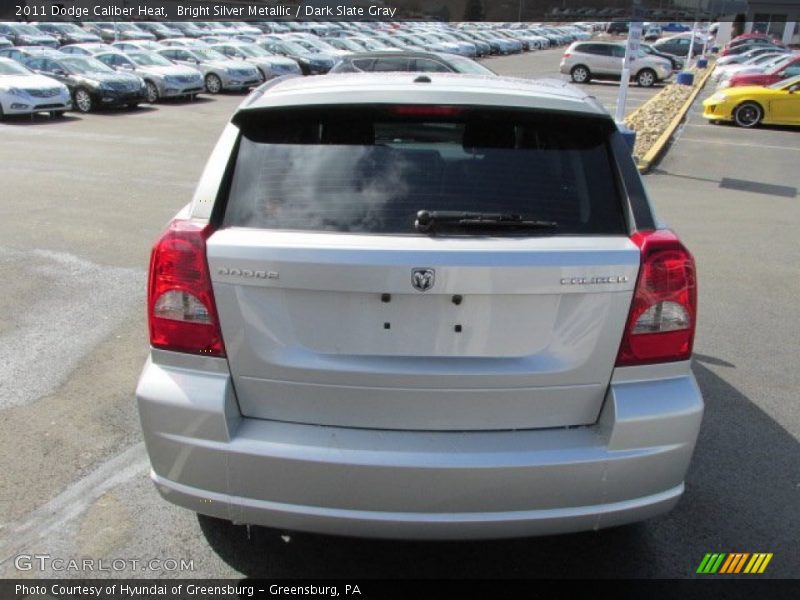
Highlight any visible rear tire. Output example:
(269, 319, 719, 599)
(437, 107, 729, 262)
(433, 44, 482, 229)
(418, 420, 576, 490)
(126, 103, 139, 110)
(733, 102, 763, 128)
(636, 68, 657, 87)
(50, 110, 65, 119)
(570, 65, 590, 84)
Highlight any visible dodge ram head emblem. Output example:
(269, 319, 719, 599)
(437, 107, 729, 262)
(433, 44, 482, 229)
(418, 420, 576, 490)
(411, 268, 435, 292)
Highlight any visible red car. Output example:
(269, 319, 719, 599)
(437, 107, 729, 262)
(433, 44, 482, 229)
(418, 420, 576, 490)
(721, 34, 785, 56)
(727, 54, 800, 87)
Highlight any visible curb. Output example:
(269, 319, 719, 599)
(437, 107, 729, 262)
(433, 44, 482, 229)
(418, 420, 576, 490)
(636, 66, 715, 174)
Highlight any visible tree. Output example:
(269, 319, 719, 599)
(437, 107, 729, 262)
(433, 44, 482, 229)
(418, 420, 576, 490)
(464, 0, 485, 22)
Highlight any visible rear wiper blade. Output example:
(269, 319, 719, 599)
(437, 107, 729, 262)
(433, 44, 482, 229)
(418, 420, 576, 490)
(415, 210, 558, 234)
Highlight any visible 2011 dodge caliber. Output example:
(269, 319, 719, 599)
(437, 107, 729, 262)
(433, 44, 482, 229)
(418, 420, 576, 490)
(136, 73, 703, 539)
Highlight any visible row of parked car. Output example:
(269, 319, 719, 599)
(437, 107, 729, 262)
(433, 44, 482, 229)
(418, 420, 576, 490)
(702, 33, 800, 128)
(0, 20, 602, 118)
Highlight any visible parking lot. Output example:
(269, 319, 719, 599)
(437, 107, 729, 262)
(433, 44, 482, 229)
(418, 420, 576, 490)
(1, 50, 798, 580)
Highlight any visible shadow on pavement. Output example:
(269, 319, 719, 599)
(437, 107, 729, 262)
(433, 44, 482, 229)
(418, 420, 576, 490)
(199, 359, 799, 578)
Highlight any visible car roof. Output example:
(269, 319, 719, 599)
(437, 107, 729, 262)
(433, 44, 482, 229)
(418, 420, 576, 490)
(339, 50, 455, 60)
(241, 73, 607, 117)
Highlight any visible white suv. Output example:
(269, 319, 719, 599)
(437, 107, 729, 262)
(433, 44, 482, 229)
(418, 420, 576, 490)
(561, 41, 673, 87)
(136, 73, 703, 539)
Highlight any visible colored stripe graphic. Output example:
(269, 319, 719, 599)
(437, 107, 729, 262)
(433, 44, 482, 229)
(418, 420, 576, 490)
(744, 553, 774, 574)
(697, 553, 727, 574)
(720, 553, 749, 573)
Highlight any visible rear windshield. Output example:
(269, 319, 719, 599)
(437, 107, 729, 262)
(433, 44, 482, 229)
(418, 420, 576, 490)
(223, 107, 626, 235)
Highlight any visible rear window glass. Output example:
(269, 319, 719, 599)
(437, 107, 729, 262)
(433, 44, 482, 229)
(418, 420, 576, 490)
(223, 108, 626, 236)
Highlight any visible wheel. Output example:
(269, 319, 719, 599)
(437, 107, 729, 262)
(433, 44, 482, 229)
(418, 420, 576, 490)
(733, 102, 763, 128)
(0, 102, 4, 121)
(636, 68, 657, 87)
(74, 88, 92, 113)
(570, 65, 590, 84)
(144, 80, 159, 104)
(50, 110, 65, 119)
(126, 103, 139, 110)
(257, 67, 266, 82)
(205, 73, 222, 94)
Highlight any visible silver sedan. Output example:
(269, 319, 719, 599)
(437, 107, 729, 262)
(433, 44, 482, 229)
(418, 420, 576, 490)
(208, 42, 301, 79)
(156, 46, 261, 93)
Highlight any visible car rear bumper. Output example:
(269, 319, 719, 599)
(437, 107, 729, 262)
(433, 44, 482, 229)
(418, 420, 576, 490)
(137, 350, 703, 539)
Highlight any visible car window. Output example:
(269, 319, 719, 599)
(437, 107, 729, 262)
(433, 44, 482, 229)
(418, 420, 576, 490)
(782, 65, 800, 77)
(224, 108, 626, 236)
(351, 58, 375, 71)
(26, 58, 45, 71)
(583, 44, 612, 56)
(371, 57, 410, 72)
(413, 59, 451, 73)
(611, 46, 626, 58)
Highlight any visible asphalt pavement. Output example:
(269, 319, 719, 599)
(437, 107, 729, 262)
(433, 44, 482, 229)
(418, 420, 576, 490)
(0, 51, 797, 580)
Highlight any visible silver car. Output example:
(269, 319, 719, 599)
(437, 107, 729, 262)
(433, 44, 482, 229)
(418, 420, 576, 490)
(156, 46, 261, 93)
(95, 51, 204, 103)
(560, 41, 672, 87)
(208, 41, 301, 79)
(137, 74, 703, 540)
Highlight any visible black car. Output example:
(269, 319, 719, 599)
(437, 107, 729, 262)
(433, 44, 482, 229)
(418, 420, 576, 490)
(652, 36, 705, 58)
(606, 22, 630, 35)
(0, 22, 59, 48)
(329, 51, 496, 75)
(35, 23, 102, 46)
(23, 54, 146, 113)
(258, 39, 335, 75)
(641, 43, 684, 71)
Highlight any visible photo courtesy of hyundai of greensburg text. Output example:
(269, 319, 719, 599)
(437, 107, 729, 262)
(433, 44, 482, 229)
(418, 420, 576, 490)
(0, 0, 798, 598)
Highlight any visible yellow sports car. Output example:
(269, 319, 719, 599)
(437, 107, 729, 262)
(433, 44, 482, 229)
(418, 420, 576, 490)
(702, 74, 800, 128)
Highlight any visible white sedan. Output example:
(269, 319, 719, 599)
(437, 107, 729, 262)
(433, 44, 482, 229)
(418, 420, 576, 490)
(0, 57, 71, 119)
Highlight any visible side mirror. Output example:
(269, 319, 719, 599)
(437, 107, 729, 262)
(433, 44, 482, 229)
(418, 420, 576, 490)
(53, 69, 67, 76)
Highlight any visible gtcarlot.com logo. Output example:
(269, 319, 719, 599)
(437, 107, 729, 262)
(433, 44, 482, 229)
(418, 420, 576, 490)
(696, 552, 773, 574)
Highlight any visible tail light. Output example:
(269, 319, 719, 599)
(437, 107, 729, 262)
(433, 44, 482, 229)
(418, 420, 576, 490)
(563, 52, 571, 58)
(616, 230, 697, 367)
(147, 219, 225, 357)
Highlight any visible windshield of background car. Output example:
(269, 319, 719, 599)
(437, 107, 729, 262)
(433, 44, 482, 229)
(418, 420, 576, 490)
(447, 56, 496, 75)
(129, 52, 173, 67)
(223, 107, 626, 236)
(278, 41, 309, 54)
(0, 60, 31, 75)
(62, 57, 114, 74)
(13, 24, 41, 35)
(236, 45, 267, 57)
(192, 48, 227, 61)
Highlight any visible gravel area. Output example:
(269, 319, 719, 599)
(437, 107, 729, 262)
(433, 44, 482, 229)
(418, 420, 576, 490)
(624, 66, 711, 161)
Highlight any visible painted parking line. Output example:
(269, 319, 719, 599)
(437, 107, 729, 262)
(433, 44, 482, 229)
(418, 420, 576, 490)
(677, 137, 800, 151)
